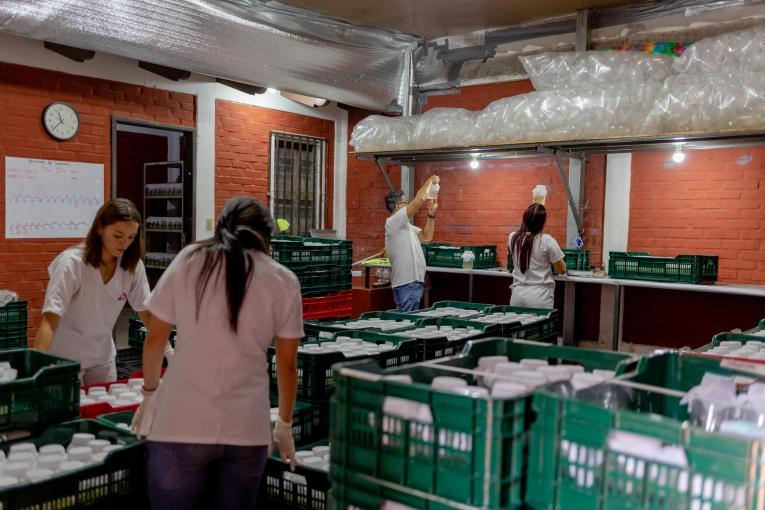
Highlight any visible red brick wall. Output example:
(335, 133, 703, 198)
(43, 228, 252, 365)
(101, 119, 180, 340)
(0, 62, 195, 341)
(629, 148, 765, 283)
(214, 100, 335, 229)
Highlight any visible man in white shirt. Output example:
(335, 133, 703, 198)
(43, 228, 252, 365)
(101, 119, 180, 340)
(384, 175, 439, 312)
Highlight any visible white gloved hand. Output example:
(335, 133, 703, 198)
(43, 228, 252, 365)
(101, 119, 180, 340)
(272, 417, 297, 471)
(163, 342, 175, 364)
(131, 387, 158, 439)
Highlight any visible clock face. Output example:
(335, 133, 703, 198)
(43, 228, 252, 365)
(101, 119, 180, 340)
(42, 102, 80, 141)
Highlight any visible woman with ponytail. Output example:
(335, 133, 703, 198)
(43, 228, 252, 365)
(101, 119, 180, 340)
(132, 196, 303, 509)
(508, 204, 566, 309)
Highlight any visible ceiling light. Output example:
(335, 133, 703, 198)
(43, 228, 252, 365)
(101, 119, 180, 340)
(672, 145, 685, 163)
(469, 159, 480, 170)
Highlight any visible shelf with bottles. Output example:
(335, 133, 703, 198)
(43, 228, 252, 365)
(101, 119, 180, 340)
(144, 252, 177, 270)
(145, 216, 183, 232)
(145, 183, 183, 197)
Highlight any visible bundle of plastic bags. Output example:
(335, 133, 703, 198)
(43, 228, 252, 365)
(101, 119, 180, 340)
(350, 115, 416, 152)
(674, 24, 765, 74)
(519, 51, 675, 91)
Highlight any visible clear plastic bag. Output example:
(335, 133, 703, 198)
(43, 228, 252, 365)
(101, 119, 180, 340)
(646, 73, 765, 133)
(520, 51, 675, 91)
(410, 108, 480, 149)
(349, 115, 415, 152)
(674, 24, 765, 74)
(477, 81, 662, 145)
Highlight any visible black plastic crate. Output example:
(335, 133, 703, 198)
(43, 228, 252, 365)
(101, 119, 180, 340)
(0, 419, 147, 509)
(127, 316, 176, 350)
(261, 441, 331, 510)
(0, 300, 27, 349)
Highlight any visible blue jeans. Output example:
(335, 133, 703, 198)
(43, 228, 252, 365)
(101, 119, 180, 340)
(148, 441, 268, 510)
(393, 281, 424, 312)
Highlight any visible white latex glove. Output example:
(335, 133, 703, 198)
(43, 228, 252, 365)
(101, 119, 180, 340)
(272, 417, 297, 471)
(130, 387, 158, 439)
(163, 342, 175, 364)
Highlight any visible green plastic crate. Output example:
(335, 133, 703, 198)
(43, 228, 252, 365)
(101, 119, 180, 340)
(271, 235, 352, 269)
(261, 440, 331, 510)
(339, 312, 420, 333)
(0, 300, 27, 349)
(0, 349, 79, 432)
(96, 410, 134, 431)
(508, 249, 590, 272)
(267, 329, 422, 402)
(330, 469, 440, 510)
(694, 331, 765, 355)
(423, 243, 497, 269)
(0, 419, 147, 509)
(527, 351, 765, 510)
(292, 265, 352, 296)
(485, 305, 559, 343)
(608, 251, 719, 284)
(127, 316, 176, 350)
(331, 338, 635, 510)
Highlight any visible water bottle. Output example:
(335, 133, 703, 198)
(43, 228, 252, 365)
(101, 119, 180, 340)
(426, 181, 440, 200)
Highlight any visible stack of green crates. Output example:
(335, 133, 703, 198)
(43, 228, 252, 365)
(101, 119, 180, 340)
(527, 351, 765, 510)
(271, 235, 352, 296)
(330, 338, 634, 510)
(608, 251, 719, 284)
(0, 300, 27, 349)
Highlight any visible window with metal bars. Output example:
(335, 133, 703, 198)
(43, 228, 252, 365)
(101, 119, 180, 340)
(269, 132, 326, 236)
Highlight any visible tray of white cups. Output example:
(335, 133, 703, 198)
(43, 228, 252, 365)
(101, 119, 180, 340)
(330, 337, 635, 510)
(80, 377, 157, 418)
(0, 419, 146, 507)
(695, 332, 765, 361)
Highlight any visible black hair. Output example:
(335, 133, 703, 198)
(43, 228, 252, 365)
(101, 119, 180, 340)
(84, 198, 144, 272)
(385, 190, 405, 213)
(192, 196, 275, 332)
(510, 204, 548, 274)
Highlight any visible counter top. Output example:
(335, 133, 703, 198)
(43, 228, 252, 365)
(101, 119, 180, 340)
(361, 263, 765, 298)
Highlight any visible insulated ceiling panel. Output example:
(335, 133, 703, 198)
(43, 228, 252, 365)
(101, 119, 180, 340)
(279, 0, 639, 38)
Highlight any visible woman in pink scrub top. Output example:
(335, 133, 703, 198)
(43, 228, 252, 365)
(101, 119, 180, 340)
(132, 196, 302, 510)
(34, 198, 162, 384)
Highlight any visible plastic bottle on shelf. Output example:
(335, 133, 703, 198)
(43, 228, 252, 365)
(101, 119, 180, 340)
(426, 181, 440, 200)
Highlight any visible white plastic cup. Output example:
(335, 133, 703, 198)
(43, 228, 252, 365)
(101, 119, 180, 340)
(9, 443, 37, 456)
(431, 376, 467, 391)
(477, 356, 509, 373)
(571, 373, 606, 391)
(88, 440, 111, 453)
(491, 382, 529, 399)
(3, 462, 32, 479)
(532, 185, 548, 205)
(456, 386, 490, 398)
(520, 358, 549, 370)
(67, 447, 92, 462)
(88, 387, 107, 396)
(0, 476, 18, 487)
(312, 446, 330, 456)
(509, 370, 547, 388)
(37, 454, 64, 471)
(302, 456, 323, 468)
(382, 375, 413, 383)
(39, 444, 66, 457)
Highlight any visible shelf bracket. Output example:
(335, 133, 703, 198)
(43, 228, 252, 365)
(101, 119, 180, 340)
(554, 151, 585, 243)
(374, 158, 397, 193)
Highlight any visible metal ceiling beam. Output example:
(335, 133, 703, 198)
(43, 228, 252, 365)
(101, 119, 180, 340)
(138, 61, 191, 81)
(215, 78, 266, 95)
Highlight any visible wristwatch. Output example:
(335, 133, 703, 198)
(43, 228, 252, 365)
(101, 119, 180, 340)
(428, 213, 436, 219)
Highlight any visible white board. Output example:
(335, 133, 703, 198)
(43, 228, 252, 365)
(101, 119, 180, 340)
(5, 157, 103, 239)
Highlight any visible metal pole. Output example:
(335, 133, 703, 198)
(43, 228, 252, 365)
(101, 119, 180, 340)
(374, 158, 397, 193)
(554, 151, 585, 241)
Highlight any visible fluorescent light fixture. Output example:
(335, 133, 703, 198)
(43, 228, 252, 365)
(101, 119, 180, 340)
(469, 159, 480, 169)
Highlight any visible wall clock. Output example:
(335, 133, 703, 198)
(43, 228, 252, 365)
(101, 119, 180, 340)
(42, 102, 80, 141)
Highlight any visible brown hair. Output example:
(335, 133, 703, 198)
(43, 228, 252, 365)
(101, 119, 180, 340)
(83, 198, 144, 272)
(511, 203, 548, 274)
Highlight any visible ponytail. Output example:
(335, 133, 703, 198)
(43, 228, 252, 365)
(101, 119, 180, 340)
(193, 197, 274, 332)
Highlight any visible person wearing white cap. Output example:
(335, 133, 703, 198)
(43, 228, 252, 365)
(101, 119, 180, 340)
(34, 198, 173, 384)
(132, 196, 302, 510)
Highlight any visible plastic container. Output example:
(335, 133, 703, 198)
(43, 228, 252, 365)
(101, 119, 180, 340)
(422, 243, 498, 269)
(259, 441, 331, 509)
(301, 290, 353, 321)
(484, 305, 559, 342)
(0, 300, 27, 349)
(608, 251, 718, 284)
(532, 184, 547, 205)
(270, 235, 352, 270)
(331, 338, 635, 510)
(290, 265, 352, 296)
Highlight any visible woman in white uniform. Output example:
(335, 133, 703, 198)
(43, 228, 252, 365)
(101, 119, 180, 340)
(34, 198, 171, 384)
(131, 196, 302, 510)
(508, 203, 566, 309)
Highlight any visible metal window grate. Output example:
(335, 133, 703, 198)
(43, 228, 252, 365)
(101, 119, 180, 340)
(269, 132, 325, 236)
